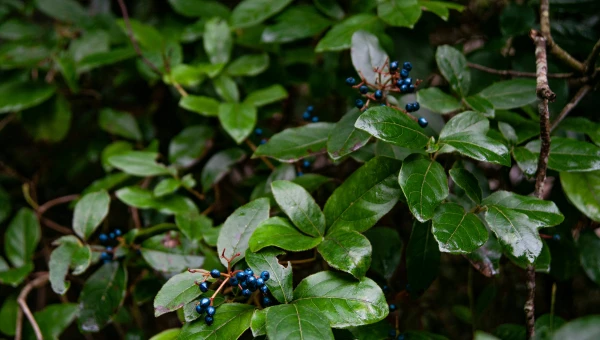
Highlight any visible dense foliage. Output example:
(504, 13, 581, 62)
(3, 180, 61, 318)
(1, 0, 600, 339)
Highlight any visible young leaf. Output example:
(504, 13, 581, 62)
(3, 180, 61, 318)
(449, 167, 482, 204)
(525, 137, 600, 172)
(246, 247, 293, 304)
(78, 262, 127, 332)
(315, 14, 383, 52)
(478, 79, 537, 110)
(377, 0, 421, 28)
(243, 84, 288, 107)
(200, 148, 246, 192)
(271, 180, 325, 237)
(317, 228, 372, 279)
(327, 108, 371, 160)
(431, 203, 488, 254)
(578, 230, 600, 285)
(178, 303, 255, 340)
(179, 95, 220, 117)
(293, 271, 388, 328)
(218, 102, 257, 144)
(406, 220, 440, 294)
(203, 17, 232, 64)
(226, 53, 269, 76)
(261, 6, 332, 44)
(435, 45, 470, 97)
(108, 151, 171, 177)
(98, 108, 142, 141)
(266, 304, 334, 339)
(253, 123, 334, 162)
(324, 157, 402, 232)
(249, 217, 322, 252)
(416, 87, 462, 114)
(439, 111, 489, 138)
(4, 208, 41, 267)
(439, 133, 511, 166)
(168, 125, 214, 167)
(365, 227, 403, 280)
(351, 30, 389, 85)
(73, 190, 110, 240)
(251, 309, 267, 337)
(216, 198, 270, 267)
(354, 106, 430, 149)
(230, 0, 293, 28)
(482, 191, 564, 227)
(561, 171, 600, 222)
(154, 271, 204, 317)
(399, 154, 449, 222)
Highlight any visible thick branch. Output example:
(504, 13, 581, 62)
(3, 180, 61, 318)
(539, 0, 584, 72)
(549, 85, 591, 132)
(16, 273, 49, 340)
(467, 62, 572, 79)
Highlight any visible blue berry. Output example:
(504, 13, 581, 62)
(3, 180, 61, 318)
(210, 269, 220, 278)
(306, 105, 314, 113)
(311, 116, 319, 123)
(114, 229, 122, 236)
(374, 90, 383, 99)
(359, 85, 369, 94)
(413, 102, 420, 111)
(195, 304, 204, 314)
(254, 128, 263, 136)
(99, 233, 108, 243)
(403, 77, 412, 85)
(303, 160, 310, 168)
(242, 289, 252, 297)
(106, 246, 113, 252)
(247, 276, 257, 288)
(100, 252, 111, 261)
(389, 329, 397, 337)
(206, 306, 216, 316)
(262, 296, 272, 306)
(553, 234, 561, 241)
(302, 111, 311, 120)
(200, 298, 210, 308)
(389, 304, 397, 311)
(397, 334, 405, 340)
(297, 171, 304, 176)
(408, 84, 415, 93)
(346, 77, 356, 86)
(260, 138, 267, 145)
(400, 84, 408, 93)
(400, 69, 409, 78)
(260, 285, 269, 294)
(395, 79, 403, 88)
(256, 278, 265, 287)
(390, 61, 399, 71)
(405, 103, 414, 112)
(109, 232, 115, 239)
(418, 117, 428, 128)
(230, 277, 239, 286)
(355, 99, 364, 109)
(403, 61, 412, 71)
(205, 315, 214, 326)
(245, 268, 254, 276)
(241, 280, 248, 289)
(236, 271, 246, 281)
(199, 281, 209, 292)
(381, 103, 386, 106)
(383, 285, 390, 294)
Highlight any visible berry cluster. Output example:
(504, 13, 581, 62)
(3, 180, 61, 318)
(98, 228, 122, 263)
(302, 105, 319, 123)
(254, 128, 268, 145)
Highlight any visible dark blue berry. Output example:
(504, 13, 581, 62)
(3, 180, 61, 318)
(205, 315, 214, 326)
(256, 278, 265, 287)
(400, 69, 409, 78)
(408, 84, 415, 93)
(199, 281, 209, 292)
(242, 289, 252, 297)
(260, 138, 267, 145)
(195, 304, 204, 314)
(247, 276, 257, 288)
(397, 334, 405, 340)
(245, 268, 254, 276)
(553, 234, 561, 241)
(109, 232, 115, 239)
(390, 61, 399, 71)
(302, 160, 310, 168)
(405, 103, 414, 112)
(403, 77, 412, 85)
(236, 271, 246, 281)
(381, 103, 386, 106)
(395, 79, 403, 88)
(262, 296, 272, 306)
(260, 285, 269, 294)
(210, 269, 220, 278)
(206, 306, 216, 316)
(355, 99, 364, 109)
(414, 102, 420, 110)
(302, 111, 311, 120)
(311, 116, 319, 123)
(307, 105, 314, 113)
(230, 277, 239, 286)
(114, 229, 122, 236)
(297, 171, 304, 176)
(106, 246, 113, 252)
(418, 117, 428, 128)
(346, 77, 356, 86)
(374, 90, 383, 99)
(403, 62, 412, 71)
(389, 304, 397, 311)
(99, 233, 108, 243)
(100, 252, 111, 261)
(200, 298, 210, 308)
(389, 329, 397, 337)
(241, 280, 248, 289)
(255, 128, 263, 136)
(359, 85, 369, 94)
(383, 285, 390, 294)
(400, 84, 408, 93)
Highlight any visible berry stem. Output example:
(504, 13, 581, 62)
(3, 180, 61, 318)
(211, 277, 230, 302)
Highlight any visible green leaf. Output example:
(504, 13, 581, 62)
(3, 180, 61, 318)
(154, 271, 204, 317)
(417, 87, 462, 114)
(0, 295, 17, 336)
(351, 31, 389, 85)
(506, 239, 551, 273)
(169, 125, 213, 168)
(175, 212, 212, 241)
(5, 208, 40, 268)
(213, 74, 239, 102)
(439, 133, 511, 166)
(500, 3, 535, 36)
(217, 198, 270, 267)
(324, 157, 402, 232)
(200, 148, 246, 192)
(435, 45, 470, 97)
(314, 0, 345, 19)
(406, 220, 440, 294)
(552, 315, 600, 340)
(327, 108, 371, 160)
(35, 0, 87, 24)
(141, 238, 204, 273)
(149, 328, 181, 340)
(98, 108, 142, 141)
(246, 247, 294, 304)
(249, 217, 322, 252)
(203, 18, 232, 64)
(77, 47, 136, 72)
(178, 303, 255, 340)
(318, 228, 372, 278)
(561, 171, 600, 222)
(243, 84, 288, 107)
(0, 263, 34, 287)
(0, 81, 55, 114)
(464, 95, 494, 117)
(478, 79, 537, 110)
(49, 236, 81, 295)
(226, 54, 269, 76)
(578, 231, 600, 284)
(482, 191, 564, 227)
(525, 137, 600, 172)
(108, 151, 171, 177)
(262, 6, 332, 43)
(377, 0, 421, 28)
(183, 291, 226, 322)
(271, 180, 325, 237)
(230, 0, 293, 29)
(73, 190, 110, 241)
(168, 0, 230, 18)
(449, 167, 482, 204)
(266, 304, 334, 339)
(466, 235, 502, 277)
(498, 122, 518, 145)
(165, 64, 205, 87)
(315, 14, 383, 52)
(251, 309, 267, 337)
(21, 94, 72, 143)
(71, 244, 92, 275)
(102, 142, 133, 172)
(115, 186, 198, 215)
(292, 271, 388, 328)
(179, 95, 220, 117)
(365, 227, 403, 280)
(432, 203, 488, 253)
(557, 117, 600, 146)
(78, 262, 127, 332)
(440, 111, 489, 138)
(355, 106, 430, 149)
(25, 303, 78, 340)
(513, 147, 538, 176)
(399, 154, 448, 222)
(534, 314, 565, 340)
(254, 123, 334, 162)
(349, 320, 393, 340)
(218, 102, 257, 144)
(419, 1, 464, 21)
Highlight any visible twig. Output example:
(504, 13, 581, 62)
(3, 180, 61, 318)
(244, 139, 275, 170)
(36, 194, 79, 216)
(539, 0, 584, 72)
(131, 207, 142, 229)
(0, 113, 16, 132)
(16, 273, 49, 340)
(549, 85, 591, 132)
(40, 217, 73, 235)
(467, 62, 573, 79)
(584, 39, 600, 75)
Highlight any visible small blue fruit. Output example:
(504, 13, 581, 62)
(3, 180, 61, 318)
(114, 229, 122, 236)
(200, 298, 210, 308)
(303, 160, 310, 168)
(230, 277, 239, 286)
(312, 116, 319, 123)
(236, 271, 246, 281)
(254, 128, 263, 136)
(99, 233, 108, 243)
(418, 117, 428, 128)
(205, 315, 214, 326)
(403, 77, 412, 85)
(297, 171, 304, 176)
(307, 105, 314, 113)
(195, 304, 204, 314)
(381, 103, 386, 106)
(355, 99, 364, 109)
(245, 268, 254, 276)
(389, 304, 397, 311)
(374, 90, 383, 99)
(206, 306, 216, 316)
(262, 296, 272, 306)
(256, 278, 265, 287)
(413, 102, 420, 110)
(210, 269, 220, 278)
(397, 334, 405, 340)
(109, 232, 115, 239)
(100, 252, 111, 261)
(405, 103, 414, 112)
(241, 280, 248, 289)
(400, 84, 408, 93)
(247, 276, 257, 288)
(408, 84, 415, 93)
(553, 234, 561, 241)
(389, 329, 397, 337)
(390, 61, 399, 71)
(199, 281, 209, 292)
(302, 111, 311, 120)
(383, 285, 390, 294)
(359, 85, 369, 94)
(395, 80, 403, 88)
(403, 62, 412, 71)
(346, 77, 356, 86)
(242, 289, 252, 297)
(260, 138, 267, 145)
(106, 246, 113, 252)
(400, 69, 409, 78)
(260, 285, 269, 294)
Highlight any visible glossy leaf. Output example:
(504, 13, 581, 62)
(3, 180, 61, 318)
(230, 0, 293, 29)
(108, 151, 171, 177)
(464, 95, 494, 117)
(218, 102, 257, 144)
(98, 108, 142, 141)
(246, 247, 294, 304)
(141, 236, 204, 273)
(183, 291, 226, 322)
(179, 95, 220, 117)
(317, 228, 372, 278)
(315, 14, 383, 52)
(525, 137, 600, 172)
(498, 122, 518, 145)
(78, 262, 127, 332)
(399, 154, 448, 222)
(578, 231, 600, 285)
(0, 81, 55, 114)
(266, 304, 334, 339)
(213, 74, 239, 102)
(154, 271, 204, 317)
(115, 187, 198, 215)
(355, 106, 430, 149)
(217, 198, 270, 267)
(271, 180, 325, 237)
(482, 191, 564, 227)
(435, 45, 470, 97)
(377, 0, 421, 28)
(251, 309, 267, 337)
(292, 271, 388, 328)
(417, 87, 462, 114)
(254, 123, 334, 162)
(432, 203, 488, 253)
(243, 84, 288, 107)
(73, 190, 110, 240)
(351, 31, 388, 85)
(327, 108, 371, 160)
(478, 79, 537, 110)
(439, 133, 511, 166)
(513, 146, 538, 176)
(49, 236, 81, 295)
(169, 125, 214, 167)
(449, 167, 482, 204)
(365, 227, 403, 279)
(249, 217, 322, 252)
(5, 208, 40, 268)
(0, 263, 34, 287)
(226, 54, 269, 76)
(324, 157, 402, 232)
(203, 18, 231, 64)
(561, 171, 600, 222)
(314, 0, 344, 19)
(154, 178, 181, 197)
(179, 304, 254, 339)
(506, 239, 551, 273)
(439, 111, 489, 138)
(551, 315, 600, 340)
(200, 148, 246, 192)
(406, 220, 440, 294)
(262, 6, 332, 43)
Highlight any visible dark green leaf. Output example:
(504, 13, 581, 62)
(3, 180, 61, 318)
(449, 167, 482, 204)
(525, 137, 600, 172)
(226, 54, 269, 76)
(115, 186, 198, 215)
(551, 315, 600, 340)
(77, 48, 136, 72)
(246, 247, 294, 304)
(464, 95, 494, 117)
(0, 185, 11, 224)
(315, 14, 383, 52)
(318, 228, 372, 278)
(314, 0, 345, 19)
(251, 309, 267, 337)
(478, 79, 537, 110)
(513, 147, 538, 176)
(483, 191, 564, 227)
(439, 111, 489, 138)
(440, 133, 511, 166)
(213, 75, 239, 102)
(141, 235, 204, 272)
(154, 271, 204, 317)
(377, 0, 421, 28)
(249, 217, 322, 252)
(365, 227, 403, 279)
(271, 180, 325, 237)
(203, 18, 231, 64)
(417, 87, 462, 114)
(179, 95, 220, 117)
(175, 212, 212, 241)
(262, 6, 332, 43)
(578, 231, 600, 285)
(230, 0, 293, 29)
(0, 295, 17, 336)
(168, 0, 230, 18)
(218, 102, 257, 144)
(498, 122, 518, 145)
(351, 31, 388, 85)
(355, 106, 430, 149)
(169, 125, 213, 168)
(243, 84, 288, 107)
(406, 220, 440, 294)
(108, 151, 171, 177)
(98, 108, 142, 141)
(266, 304, 334, 339)
(435, 45, 470, 97)
(324, 157, 402, 232)
(506, 239, 551, 273)
(327, 108, 371, 160)
(21, 94, 72, 143)
(183, 291, 226, 322)
(500, 3, 535, 36)
(5, 208, 40, 267)
(0, 81, 55, 114)
(35, 0, 87, 24)
(561, 171, 600, 222)
(254, 123, 334, 162)
(73, 190, 110, 241)
(178, 303, 255, 339)
(200, 148, 246, 192)
(0, 263, 34, 287)
(432, 203, 488, 253)
(534, 314, 565, 340)
(26, 303, 78, 340)
(293, 271, 388, 328)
